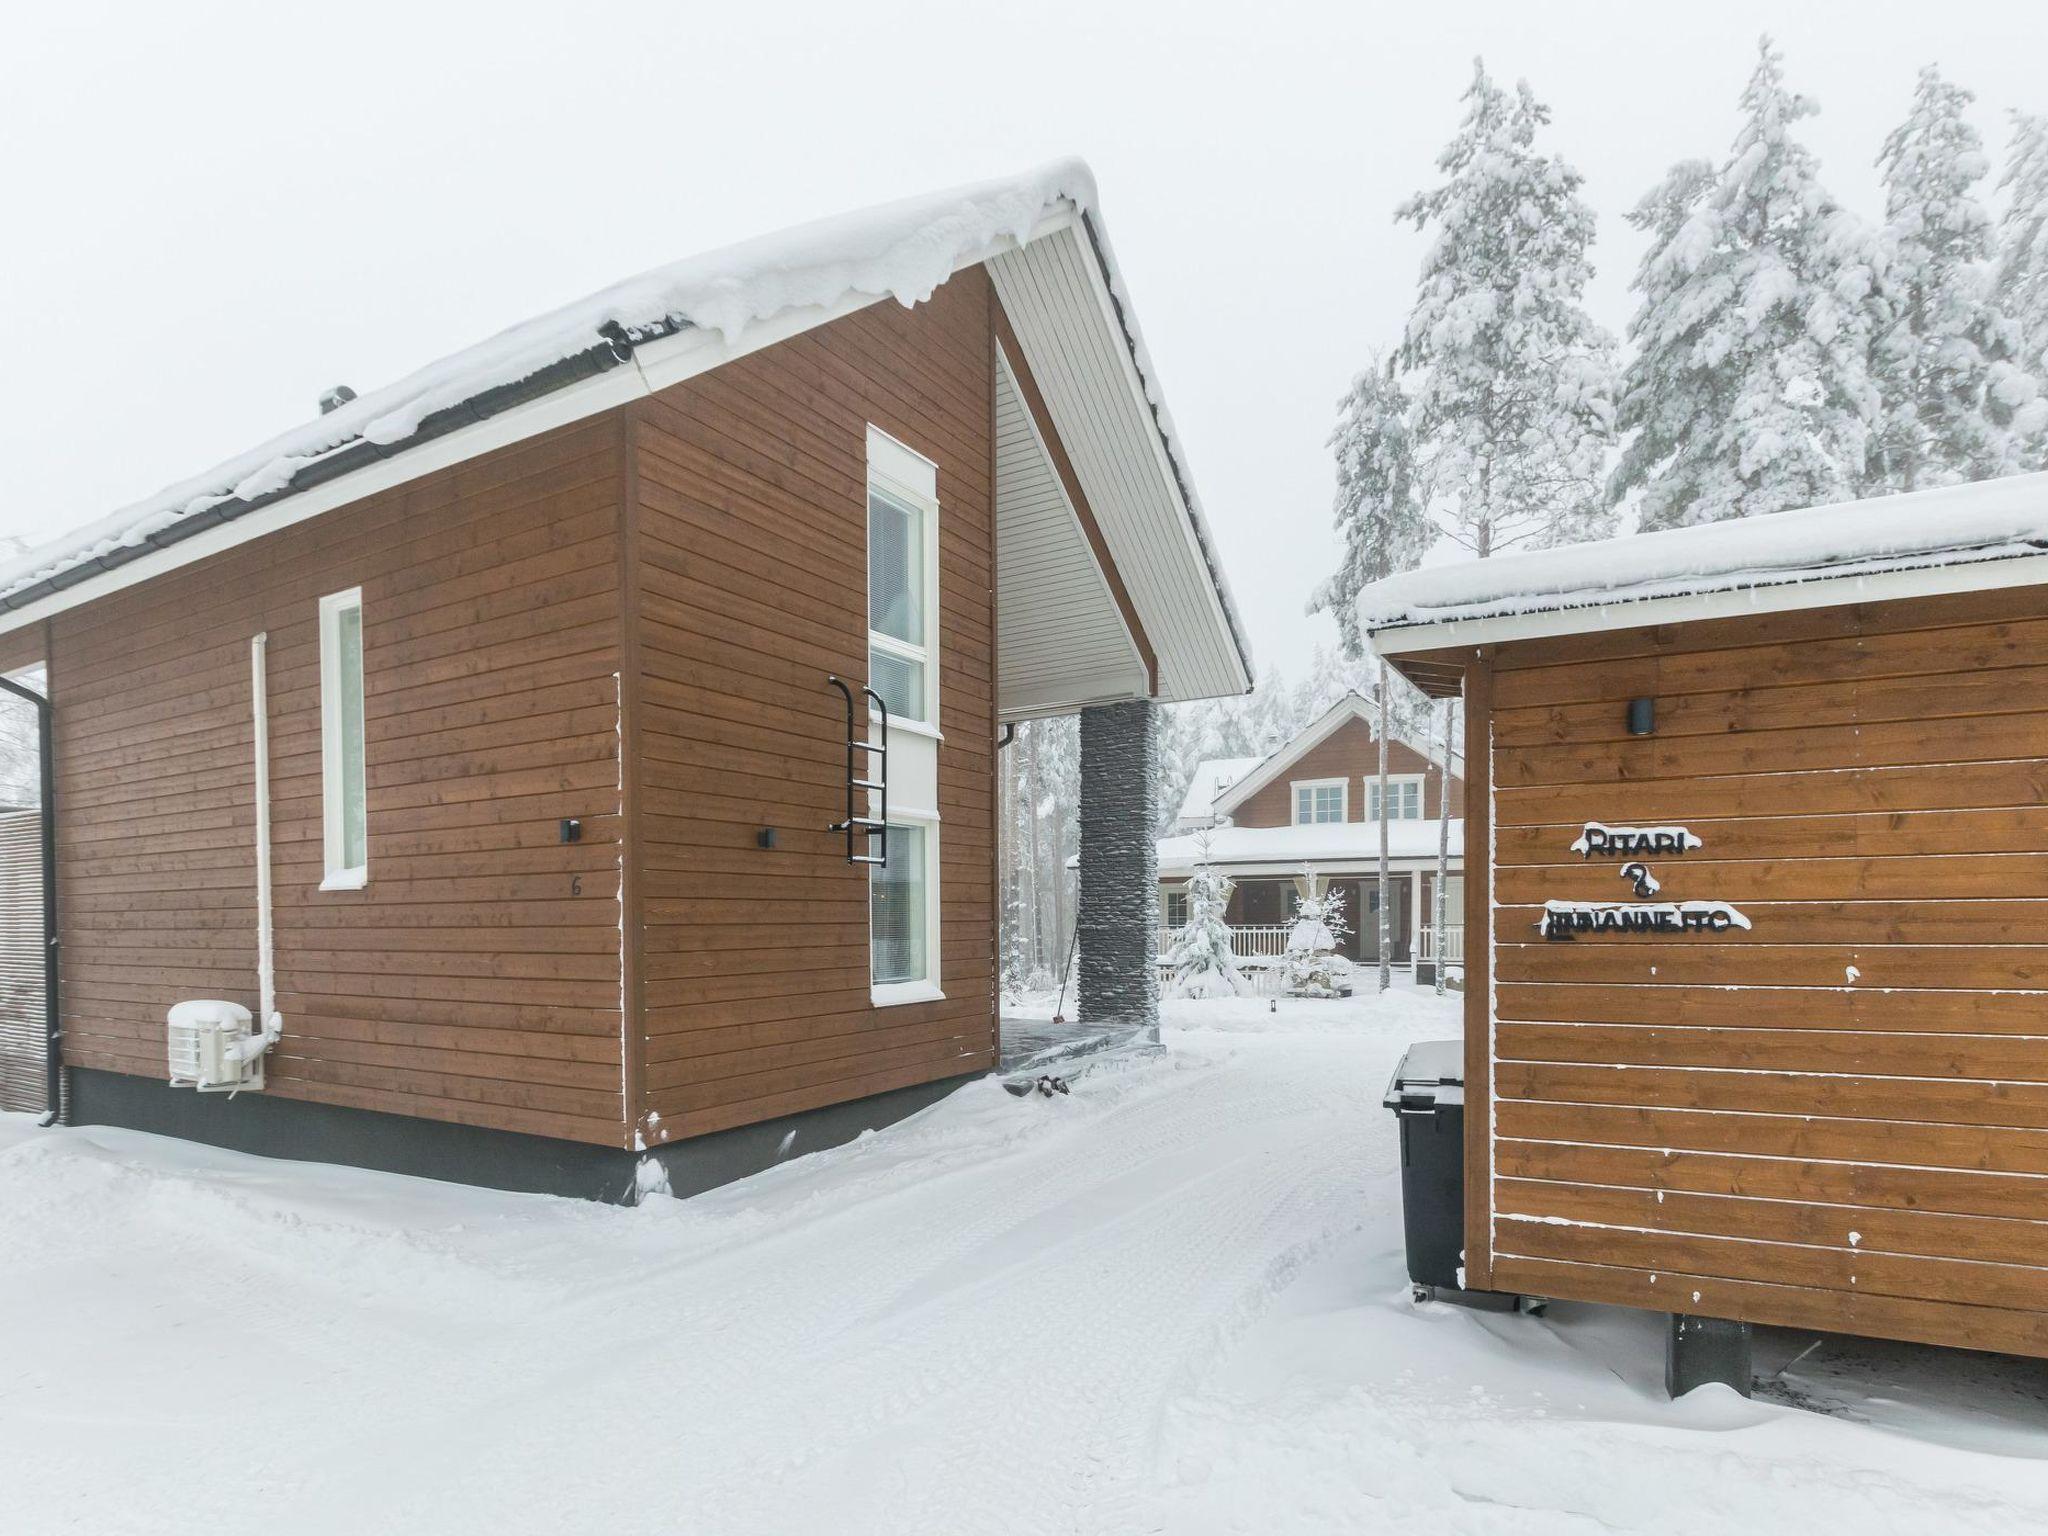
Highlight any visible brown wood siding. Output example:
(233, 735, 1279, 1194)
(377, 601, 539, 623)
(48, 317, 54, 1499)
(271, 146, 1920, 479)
(49, 418, 629, 1146)
(1478, 585, 2048, 1356)
(627, 272, 999, 1145)
(1230, 717, 1462, 828)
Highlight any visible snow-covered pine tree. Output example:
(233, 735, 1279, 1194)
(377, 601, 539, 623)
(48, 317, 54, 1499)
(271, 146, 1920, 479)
(1997, 112, 2048, 467)
(1867, 67, 2046, 492)
(1307, 358, 1429, 655)
(1611, 38, 1881, 529)
(1283, 874, 1350, 1000)
(1397, 59, 1617, 557)
(1166, 840, 1248, 999)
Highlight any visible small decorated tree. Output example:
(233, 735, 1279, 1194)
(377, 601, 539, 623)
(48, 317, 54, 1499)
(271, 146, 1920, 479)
(1166, 841, 1247, 999)
(1284, 873, 1351, 999)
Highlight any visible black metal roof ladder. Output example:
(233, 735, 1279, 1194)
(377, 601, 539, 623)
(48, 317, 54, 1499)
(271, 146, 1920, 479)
(827, 675, 888, 868)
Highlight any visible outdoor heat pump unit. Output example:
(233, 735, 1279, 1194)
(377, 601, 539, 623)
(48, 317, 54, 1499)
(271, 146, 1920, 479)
(166, 999, 266, 1093)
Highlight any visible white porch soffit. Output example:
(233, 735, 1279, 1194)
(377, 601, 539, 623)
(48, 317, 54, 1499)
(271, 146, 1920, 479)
(987, 224, 1249, 708)
(993, 349, 1148, 721)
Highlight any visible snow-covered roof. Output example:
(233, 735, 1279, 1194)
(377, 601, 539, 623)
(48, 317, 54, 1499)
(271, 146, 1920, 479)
(0, 160, 1252, 697)
(1157, 818, 1464, 877)
(1209, 694, 1450, 821)
(1174, 756, 1263, 827)
(1361, 472, 2048, 654)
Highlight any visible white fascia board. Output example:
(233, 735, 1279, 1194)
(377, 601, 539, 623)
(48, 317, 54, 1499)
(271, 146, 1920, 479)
(1066, 223, 1250, 702)
(0, 208, 1087, 642)
(1365, 550, 2048, 660)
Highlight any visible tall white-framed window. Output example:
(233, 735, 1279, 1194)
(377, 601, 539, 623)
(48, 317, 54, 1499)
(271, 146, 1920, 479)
(865, 426, 943, 1006)
(319, 587, 368, 889)
(871, 816, 942, 1005)
(1292, 778, 1348, 825)
(1368, 773, 1425, 822)
(866, 426, 940, 731)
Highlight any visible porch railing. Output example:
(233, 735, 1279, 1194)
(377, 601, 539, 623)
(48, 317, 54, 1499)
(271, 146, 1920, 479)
(1155, 923, 1292, 962)
(1418, 923, 1465, 965)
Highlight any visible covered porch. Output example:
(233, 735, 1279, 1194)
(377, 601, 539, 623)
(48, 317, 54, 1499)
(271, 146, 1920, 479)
(1158, 865, 1464, 975)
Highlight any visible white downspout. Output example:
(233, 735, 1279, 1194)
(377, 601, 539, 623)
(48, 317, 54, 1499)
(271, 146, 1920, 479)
(249, 632, 282, 1050)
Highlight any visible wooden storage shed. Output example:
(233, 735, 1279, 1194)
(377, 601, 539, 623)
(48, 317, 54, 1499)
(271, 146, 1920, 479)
(0, 162, 1250, 1199)
(1365, 475, 2048, 1366)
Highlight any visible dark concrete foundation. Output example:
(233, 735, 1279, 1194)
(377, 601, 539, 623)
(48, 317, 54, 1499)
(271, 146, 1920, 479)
(68, 1066, 983, 1204)
(1078, 698, 1159, 1040)
(1666, 1313, 1754, 1398)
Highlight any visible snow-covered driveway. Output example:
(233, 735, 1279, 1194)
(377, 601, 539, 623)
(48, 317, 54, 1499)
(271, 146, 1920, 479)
(5, 992, 2048, 1534)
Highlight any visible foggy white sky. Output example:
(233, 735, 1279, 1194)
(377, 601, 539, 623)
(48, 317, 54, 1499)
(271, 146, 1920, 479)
(3, 0, 2043, 682)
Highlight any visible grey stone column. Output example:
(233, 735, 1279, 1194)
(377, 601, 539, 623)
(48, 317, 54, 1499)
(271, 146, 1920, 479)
(1078, 699, 1160, 1041)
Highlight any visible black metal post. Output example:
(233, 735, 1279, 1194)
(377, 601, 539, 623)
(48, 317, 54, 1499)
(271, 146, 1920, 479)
(0, 673, 58, 1124)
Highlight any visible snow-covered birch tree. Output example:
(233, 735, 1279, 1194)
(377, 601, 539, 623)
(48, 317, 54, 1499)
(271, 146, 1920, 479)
(1307, 358, 1428, 656)
(1396, 59, 1617, 557)
(1866, 67, 2046, 492)
(1997, 111, 2048, 468)
(1611, 38, 1881, 529)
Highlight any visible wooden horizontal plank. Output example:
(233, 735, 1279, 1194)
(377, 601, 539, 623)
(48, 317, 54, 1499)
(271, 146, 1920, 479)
(1493, 758, 2048, 827)
(1496, 1097, 2048, 1176)
(1493, 1136, 2048, 1222)
(1498, 1018, 2048, 1082)
(1497, 1215, 2048, 1313)
(1496, 853, 2048, 904)
(1496, 900, 2048, 947)
(1496, 806, 2048, 865)
(1496, 1060, 2048, 1130)
(1496, 941, 2048, 990)
(1496, 980, 2048, 1034)
(1495, 1177, 2048, 1269)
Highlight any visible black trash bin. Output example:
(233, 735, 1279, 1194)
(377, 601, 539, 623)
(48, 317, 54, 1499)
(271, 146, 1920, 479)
(1383, 1040, 1525, 1311)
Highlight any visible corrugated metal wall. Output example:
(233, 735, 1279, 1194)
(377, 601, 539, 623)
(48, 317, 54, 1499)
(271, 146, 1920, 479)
(0, 807, 47, 1114)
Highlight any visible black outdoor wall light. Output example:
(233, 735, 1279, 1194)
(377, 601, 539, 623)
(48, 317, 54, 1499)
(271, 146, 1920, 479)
(1627, 697, 1657, 736)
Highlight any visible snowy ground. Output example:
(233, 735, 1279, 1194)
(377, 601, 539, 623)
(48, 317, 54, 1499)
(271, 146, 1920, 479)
(6, 992, 2048, 1534)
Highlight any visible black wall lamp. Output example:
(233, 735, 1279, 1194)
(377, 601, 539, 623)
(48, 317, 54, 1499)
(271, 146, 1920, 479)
(1627, 697, 1657, 737)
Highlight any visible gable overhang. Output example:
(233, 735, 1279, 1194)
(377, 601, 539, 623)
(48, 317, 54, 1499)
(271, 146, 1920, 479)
(985, 217, 1251, 710)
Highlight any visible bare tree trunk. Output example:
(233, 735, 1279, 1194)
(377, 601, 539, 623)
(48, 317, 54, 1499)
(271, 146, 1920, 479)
(1377, 664, 1391, 994)
(1434, 694, 1452, 998)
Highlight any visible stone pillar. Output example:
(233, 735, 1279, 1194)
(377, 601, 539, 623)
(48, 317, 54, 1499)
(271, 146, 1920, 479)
(1078, 700, 1159, 1041)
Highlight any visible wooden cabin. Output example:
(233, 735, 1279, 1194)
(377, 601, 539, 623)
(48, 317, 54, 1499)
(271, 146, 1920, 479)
(1365, 473, 2048, 1368)
(1157, 694, 1464, 971)
(0, 162, 1250, 1199)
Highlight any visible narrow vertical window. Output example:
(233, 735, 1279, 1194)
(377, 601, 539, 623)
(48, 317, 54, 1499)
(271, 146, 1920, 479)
(865, 426, 942, 1004)
(866, 428, 938, 727)
(319, 587, 367, 889)
(870, 825, 929, 985)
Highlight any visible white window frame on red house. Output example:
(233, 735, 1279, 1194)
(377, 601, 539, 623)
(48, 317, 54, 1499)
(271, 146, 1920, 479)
(1368, 773, 1425, 822)
(1291, 777, 1348, 825)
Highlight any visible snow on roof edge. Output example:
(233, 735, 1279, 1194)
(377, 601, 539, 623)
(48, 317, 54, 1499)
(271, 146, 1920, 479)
(0, 156, 1248, 682)
(1359, 472, 2048, 636)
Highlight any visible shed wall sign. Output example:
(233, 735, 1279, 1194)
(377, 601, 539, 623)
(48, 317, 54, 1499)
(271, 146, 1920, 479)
(1537, 900, 1751, 940)
(1571, 822, 1703, 858)
(1540, 822, 1749, 941)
